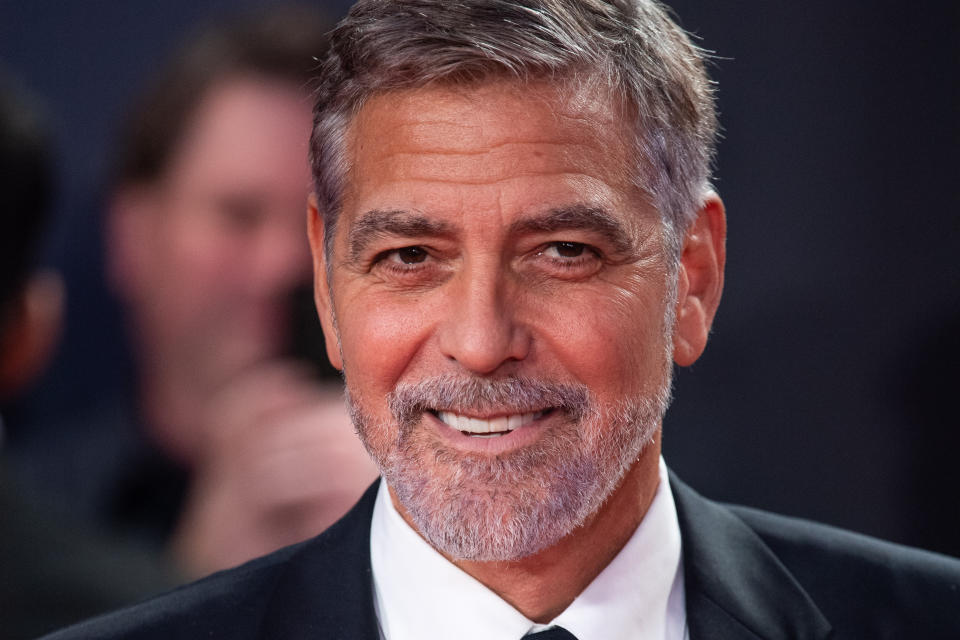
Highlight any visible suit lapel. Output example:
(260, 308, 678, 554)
(670, 475, 832, 640)
(259, 481, 383, 639)
(248, 474, 834, 639)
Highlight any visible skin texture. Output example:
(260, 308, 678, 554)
(309, 80, 725, 621)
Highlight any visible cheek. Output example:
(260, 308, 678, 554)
(530, 283, 667, 398)
(167, 216, 260, 302)
(335, 291, 434, 400)
(134, 220, 229, 328)
(164, 212, 231, 276)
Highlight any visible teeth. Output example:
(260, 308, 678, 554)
(489, 416, 508, 432)
(436, 410, 545, 435)
(468, 417, 487, 433)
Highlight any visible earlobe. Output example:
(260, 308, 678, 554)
(306, 195, 343, 371)
(672, 192, 726, 367)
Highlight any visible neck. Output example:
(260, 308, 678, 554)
(392, 436, 662, 623)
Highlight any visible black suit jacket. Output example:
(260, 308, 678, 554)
(44, 476, 960, 639)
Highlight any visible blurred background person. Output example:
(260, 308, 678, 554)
(1, 70, 177, 640)
(0, 76, 61, 411)
(5, 6, 376, 580)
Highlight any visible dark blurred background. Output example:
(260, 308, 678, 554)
(2, 0, 958, 557)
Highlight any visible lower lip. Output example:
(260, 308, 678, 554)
(425, 411, 555, 454)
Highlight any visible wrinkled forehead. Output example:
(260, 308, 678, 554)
(360, 78, 627, 135)
(355, 77, 626, 143)
(339, 78, 639, 206)
(322, 78, 663, 269)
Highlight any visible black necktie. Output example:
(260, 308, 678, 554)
(523, 627, 579, 640)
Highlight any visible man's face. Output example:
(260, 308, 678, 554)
(116, 78, 314, 394)
(315, 81, 676, 560)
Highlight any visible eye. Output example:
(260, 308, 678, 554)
(528, 240, 604, 279)
(543, 241, 587, 259)
(388, 246, 428, 264)
(370, 244, 447, 286)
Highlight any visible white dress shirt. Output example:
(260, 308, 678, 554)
(370, 457, 688, 640)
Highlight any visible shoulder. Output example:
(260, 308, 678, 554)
(730, 503, 960, 634)
(671, 474, 960, 638)
(41, 481, 381, 640)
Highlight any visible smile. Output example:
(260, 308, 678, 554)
(435, 410, 549, 438)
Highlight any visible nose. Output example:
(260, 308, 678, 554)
(436, 269, 531, 375)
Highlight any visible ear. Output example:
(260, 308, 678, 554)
(672, 192, 726, 367)
(0, 271, 64, 399)
(307, 194, 343, 371)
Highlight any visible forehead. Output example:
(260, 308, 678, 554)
(349, 79, 630, 158)
(339, 80, 640, 223)
(165, 77, 313, 186)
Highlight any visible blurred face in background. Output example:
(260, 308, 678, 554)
(111, 76, 315, 419)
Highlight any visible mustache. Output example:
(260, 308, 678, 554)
(387, 374, 590, 429)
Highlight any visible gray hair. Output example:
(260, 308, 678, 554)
(309, 0, 717, 263)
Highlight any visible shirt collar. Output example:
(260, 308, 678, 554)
(370, 457, 685, 640)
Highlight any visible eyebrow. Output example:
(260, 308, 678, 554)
(509, 205, 637, 256)
(346, 204, 638, 262)
(347, 209, 454, 262)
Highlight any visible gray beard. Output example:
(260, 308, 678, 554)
(346, 372, 672, 561)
